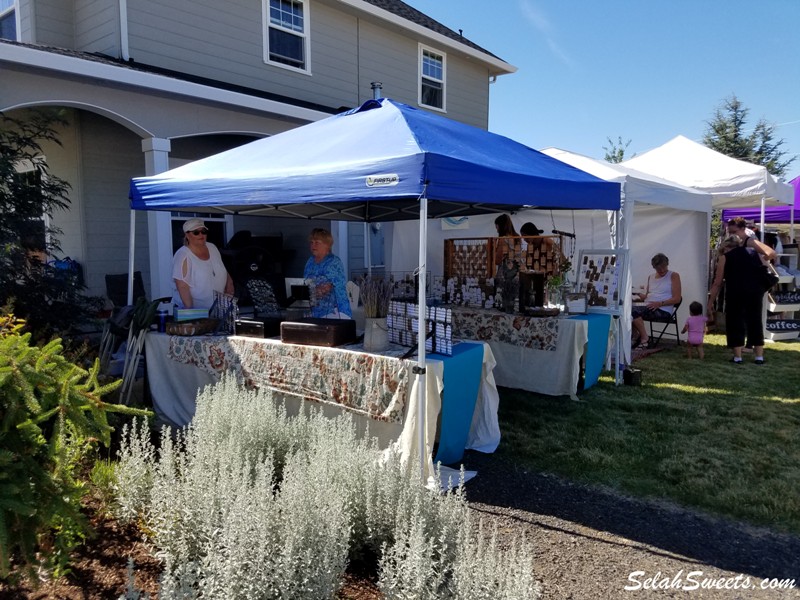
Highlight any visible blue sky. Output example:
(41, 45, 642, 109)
(403, 0, 800, 180)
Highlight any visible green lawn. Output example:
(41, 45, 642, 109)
(496, 333, 800, 534)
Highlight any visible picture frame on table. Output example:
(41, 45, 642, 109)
(575, 249, 629, 315)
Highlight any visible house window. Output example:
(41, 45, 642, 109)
(419, 46, 445, 111)
(264, 0, 308, 71)
(11, 166, 48, 254)
(0, 0, 17, 41)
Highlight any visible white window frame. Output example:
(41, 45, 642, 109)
(262, 0, 311, 74)
(418, 44, 446, 112)
(0, 0, 20, 42)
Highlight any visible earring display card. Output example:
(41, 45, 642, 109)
(387, 301, 453, 355)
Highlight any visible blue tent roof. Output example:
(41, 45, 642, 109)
(130, 98, 620, 221)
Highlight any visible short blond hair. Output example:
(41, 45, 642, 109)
(718, 234, 741, 254)
(309, 228, 333, 246)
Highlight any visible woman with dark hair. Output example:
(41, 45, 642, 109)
(493, 215, 520, 312)
(494, 214, 518, 237)
(707, 234, 776, 364)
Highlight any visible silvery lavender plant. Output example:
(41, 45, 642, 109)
(113, 376, 540, 599)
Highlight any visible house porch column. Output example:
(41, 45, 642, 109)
(140, 137, 173, 301)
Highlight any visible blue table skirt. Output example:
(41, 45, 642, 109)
(568, 313, 611, 390)
(432, 341, 484, 465)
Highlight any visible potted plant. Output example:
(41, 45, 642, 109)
(359, 276, 393, 351)
(546, 259, 573, 307)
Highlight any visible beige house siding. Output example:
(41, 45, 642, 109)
(353, 18, 490, 126)
(124, 1, 361, 110)
(78, 112, 150, 299)
(75, 0, 120, 57)
(29, 0, 74, 48)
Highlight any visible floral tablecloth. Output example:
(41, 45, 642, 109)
(450, 306, 559, 351)
(168, 336, 409, 423)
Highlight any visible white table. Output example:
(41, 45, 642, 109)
(144, 334, 500, 472)
(450, 307, 611, 400)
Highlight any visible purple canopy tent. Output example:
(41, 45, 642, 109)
(722, 175, 799, 240)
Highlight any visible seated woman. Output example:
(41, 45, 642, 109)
(631, 253, 682, 348)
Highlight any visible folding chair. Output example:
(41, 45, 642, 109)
(645, 297, 682, 347)
(98, 305, 136, 371)
(105, 271, 146, 308)
(118, 296, 171, 405)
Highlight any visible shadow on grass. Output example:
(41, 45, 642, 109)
(459, 449, 800, 582)
(457, 335, 800, 581)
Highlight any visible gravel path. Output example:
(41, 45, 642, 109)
(460, 451, 800, 599)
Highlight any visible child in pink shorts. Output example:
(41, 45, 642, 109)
(682, 301, 708, 359)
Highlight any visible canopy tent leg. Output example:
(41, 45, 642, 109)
(416, 195, 428, 483)
(608, 181, 631, 385)
(127, 210, 136, 305)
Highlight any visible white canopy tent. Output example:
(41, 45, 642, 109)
(542, 148, 712, 363)
(622, 135, 793, 237)
(390, 148, 713, 366)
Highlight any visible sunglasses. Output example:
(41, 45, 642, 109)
(189, 228, 209, 236)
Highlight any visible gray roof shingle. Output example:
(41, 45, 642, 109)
(362, 0, 502, 60)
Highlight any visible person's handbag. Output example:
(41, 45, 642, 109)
(761, 263, 780, 292)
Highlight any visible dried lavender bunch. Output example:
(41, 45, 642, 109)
(360, 276, 393, 318)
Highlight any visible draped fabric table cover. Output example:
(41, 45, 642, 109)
(144, 334, 499, 469)
(450, 307, 611, 400)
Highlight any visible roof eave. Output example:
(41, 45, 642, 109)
(0, 42, 332, 123)
(337, 0, 517, 76)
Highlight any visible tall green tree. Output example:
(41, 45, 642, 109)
(702, 95, 794, 177)
(0, 110, 101, 337)
(602, 136, 632, 164)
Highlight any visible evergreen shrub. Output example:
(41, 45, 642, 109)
(0, 313, 149, 582)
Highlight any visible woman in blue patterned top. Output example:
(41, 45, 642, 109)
(303, 228, 353, 319)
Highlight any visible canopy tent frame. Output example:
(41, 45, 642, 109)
(128, 98, 622, 482)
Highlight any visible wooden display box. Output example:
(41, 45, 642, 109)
(280, 318, 356, 347)
(235, 316, 283, 338)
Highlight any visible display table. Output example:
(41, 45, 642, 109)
(144, 334, 499, 467)
(450, 307, 611, 400)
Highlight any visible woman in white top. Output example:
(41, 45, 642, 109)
(172, 218, 234, 309)
(631, 253, 682, 348)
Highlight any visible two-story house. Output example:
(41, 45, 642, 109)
(0, 0, 514, 306)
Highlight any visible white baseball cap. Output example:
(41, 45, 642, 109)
(182, 218, 206, 233)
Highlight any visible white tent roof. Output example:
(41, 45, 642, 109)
(540, 147, 711, 364)
(541, 147, 712, 213)
(621, 135, 793, 208)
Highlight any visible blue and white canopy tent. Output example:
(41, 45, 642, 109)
(130, 98, 620, 480)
